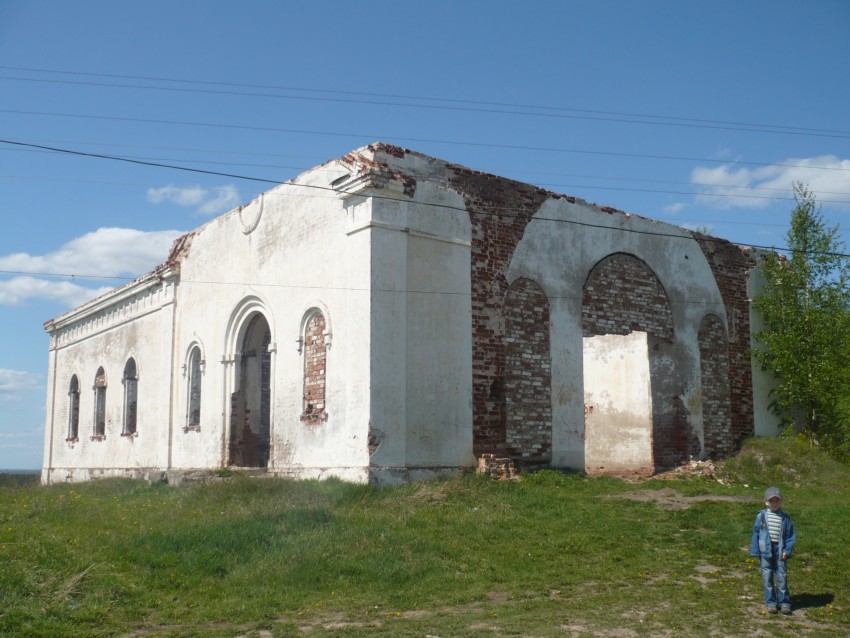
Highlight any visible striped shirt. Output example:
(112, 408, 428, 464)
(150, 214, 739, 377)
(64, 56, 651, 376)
(766, 510, 783, 543)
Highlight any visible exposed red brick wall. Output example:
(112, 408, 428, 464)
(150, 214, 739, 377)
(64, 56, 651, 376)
(504, 278, 552, 460)
(696, 239, 756, 446)
(581, 254, 674, 340)
(447, 167, 554, 456)
(302, 313, 328, 423)
(699, 314, 732, 458)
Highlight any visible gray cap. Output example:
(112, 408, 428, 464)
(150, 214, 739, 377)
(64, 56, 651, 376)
(764, 487, 781, 500)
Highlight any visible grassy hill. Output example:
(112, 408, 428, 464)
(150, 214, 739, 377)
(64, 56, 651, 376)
(1, 437, 848, 637)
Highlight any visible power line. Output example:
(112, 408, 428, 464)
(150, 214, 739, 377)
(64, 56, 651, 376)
(0, 146, 308, 172)
(0, 171, 793, 229)
(7, 137, 327, 161)
(1, 138, 849, 260)
(0, 109, 850, 180)
(6, 142, 850, 199)
(4, 107, 850, 174)
(3, 65, 848, 138)
(0, 269, 834, 306)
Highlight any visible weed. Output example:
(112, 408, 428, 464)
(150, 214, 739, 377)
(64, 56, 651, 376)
(0, 438, 847, 636)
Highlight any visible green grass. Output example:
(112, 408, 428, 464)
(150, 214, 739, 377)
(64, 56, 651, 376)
(1, 437, 848, 637)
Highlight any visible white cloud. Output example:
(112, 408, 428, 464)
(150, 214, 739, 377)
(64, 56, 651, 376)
(0, 429, 42, 438)
(0, 369, 41, 400)
(662, 202, 686, 214)
(691, 155, 850, 210)
(198, 185, 241, 216)
(148, 184, 241, 217)
(147, 185, 208, 206)
(0, 228, 183, 308)
(0, 276, 113, 307)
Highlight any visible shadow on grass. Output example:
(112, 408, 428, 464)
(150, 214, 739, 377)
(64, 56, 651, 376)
(794, 593, 834, 609)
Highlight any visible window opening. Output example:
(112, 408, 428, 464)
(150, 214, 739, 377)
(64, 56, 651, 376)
(67, 375, 80, 442)
(186, 346, 203, 431)
(122, 358, 138, 436)
(93, 367, 106, 440)
(301, 312, 328, 423)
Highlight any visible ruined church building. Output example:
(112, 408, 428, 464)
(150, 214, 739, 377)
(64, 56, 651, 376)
(42, 144, 779, 485)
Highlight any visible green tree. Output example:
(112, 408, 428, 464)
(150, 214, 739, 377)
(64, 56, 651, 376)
(753, 182, 850, 461)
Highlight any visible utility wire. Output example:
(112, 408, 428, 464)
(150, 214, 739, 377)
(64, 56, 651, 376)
(1, 138, 849, 260)
(3, 64, 847, 137)
(5, 74, 850, 140)
(0, 268, 743, 305)
(0, 170, 796, 230)
(5, 142, 850, 199)
(11, 138, 847, 206)
(4, 107, 850, 173)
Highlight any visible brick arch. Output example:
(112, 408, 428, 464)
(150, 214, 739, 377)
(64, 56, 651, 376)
(582, 253, 673, 341)
(699, 314, 732, 458)
(581, 253, 695, 472)
(504, 278, 552, 461)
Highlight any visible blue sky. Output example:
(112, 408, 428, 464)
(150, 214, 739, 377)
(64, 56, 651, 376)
(1, 1, 848, 470)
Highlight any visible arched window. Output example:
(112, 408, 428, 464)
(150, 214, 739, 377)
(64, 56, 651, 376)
(67, 375, 80, 442)
(93, 367, 107, 440)
(186, 346, 203, 431)
(301, 311, 328, 423)
(122, 358, 138, 436)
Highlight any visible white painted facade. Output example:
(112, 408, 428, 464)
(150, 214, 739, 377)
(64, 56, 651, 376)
(42, 144, 779, 485)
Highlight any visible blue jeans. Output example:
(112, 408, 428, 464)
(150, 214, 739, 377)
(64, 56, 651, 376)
(760, 542, 790, 609)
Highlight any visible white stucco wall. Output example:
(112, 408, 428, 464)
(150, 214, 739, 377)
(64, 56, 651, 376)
(747, 253, 784, 437)
(42, 276, 177, 483)
(583, 332, 654, 475)
(168, 161, 374, 482)
(357, 178, 474, 483)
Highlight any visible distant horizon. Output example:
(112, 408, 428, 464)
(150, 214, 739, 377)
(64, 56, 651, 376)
(0, 469, 40, 474)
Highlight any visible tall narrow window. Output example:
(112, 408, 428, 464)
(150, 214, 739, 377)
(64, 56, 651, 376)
(186, 346, 202, 431)
(122, 358, 138, 436)
(67, 375, 80, 441)
(301, 312, 328, 423)
(93, 367, 107, 440)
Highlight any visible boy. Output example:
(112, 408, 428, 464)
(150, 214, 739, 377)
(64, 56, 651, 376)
(750, 487, 796, 614)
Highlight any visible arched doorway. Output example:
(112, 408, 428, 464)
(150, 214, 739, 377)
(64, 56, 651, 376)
(582, 253, 692, 474)
(229, 313, 272, 467)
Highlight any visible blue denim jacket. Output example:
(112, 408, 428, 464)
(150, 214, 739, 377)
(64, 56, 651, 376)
(749, 508, 796, 558)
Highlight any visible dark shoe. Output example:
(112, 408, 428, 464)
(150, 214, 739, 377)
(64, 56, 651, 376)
(781, 606, 792, 615)
(767, 606, 778, 614)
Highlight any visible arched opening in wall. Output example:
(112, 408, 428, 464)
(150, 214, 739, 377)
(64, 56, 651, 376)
(93, 367, 107, 440)
(504, 278, 551, 462)
(699, 315, 732, 459)
(67, 375, 80, 441)
(186, 346, 203, 431)
(301, 311, 328, 423)
(229, 313, 272, 467)
(122, 358, 138, 436)
(582, 253, 692, 475)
